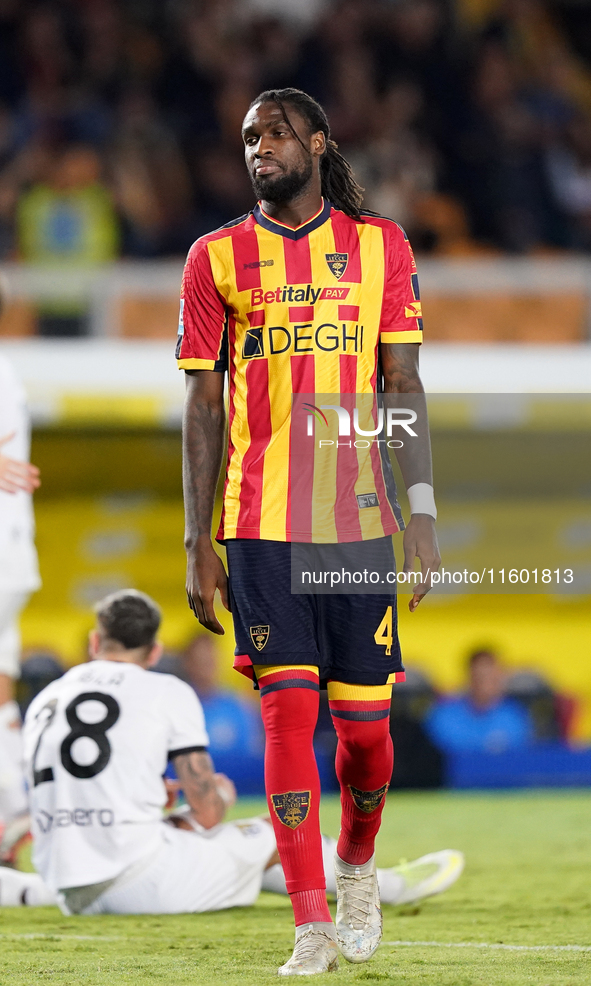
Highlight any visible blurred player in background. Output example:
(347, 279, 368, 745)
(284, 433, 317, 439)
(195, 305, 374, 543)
(11, 589, 462, 916)
(180, 89, 441, 973)
(0, 278, 41, 858)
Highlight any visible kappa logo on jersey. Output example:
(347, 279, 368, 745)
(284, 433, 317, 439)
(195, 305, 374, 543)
(404, 301, 422, 318)
(349, 783, 389, 814)
(271, 790, 311, 829)
(326, 253, 349, 280)
(250, 624, 269, 651)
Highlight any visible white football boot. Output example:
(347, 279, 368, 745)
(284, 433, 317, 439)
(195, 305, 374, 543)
(334, 854, 382, 964)
(277, 926, 339, 976)
(0, 865, 56, 906)
(379, 849, 465, 905)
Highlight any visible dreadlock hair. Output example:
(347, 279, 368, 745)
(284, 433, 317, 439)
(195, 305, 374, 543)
(249, 88, 365, 219)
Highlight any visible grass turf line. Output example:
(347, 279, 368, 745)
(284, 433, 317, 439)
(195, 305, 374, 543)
(2, 791, 590, 985)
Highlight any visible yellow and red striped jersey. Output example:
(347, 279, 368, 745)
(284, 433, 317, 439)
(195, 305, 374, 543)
(177, 199, 423, 543)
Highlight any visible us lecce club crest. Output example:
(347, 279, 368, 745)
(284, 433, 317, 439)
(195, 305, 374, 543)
(325, 252, 348, 280)
(271, 791, 311, 829)
(349, 783, 389, 813)
(250, 624, 269, 651)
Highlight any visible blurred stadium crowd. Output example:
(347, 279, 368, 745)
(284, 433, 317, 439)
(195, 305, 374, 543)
(1, 0, 591, 264)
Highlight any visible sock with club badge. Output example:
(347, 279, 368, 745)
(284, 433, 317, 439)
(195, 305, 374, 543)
(256, 664, 332, 927)
(328, 681, 393, 866)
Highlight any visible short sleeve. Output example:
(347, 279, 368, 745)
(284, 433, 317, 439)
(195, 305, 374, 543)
(379, 225, 423, 344)
(176, 240, 227, 371)
(164, 677, 210, 757)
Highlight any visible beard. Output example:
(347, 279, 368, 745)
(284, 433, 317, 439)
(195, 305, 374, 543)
(250, 157, 313, 203)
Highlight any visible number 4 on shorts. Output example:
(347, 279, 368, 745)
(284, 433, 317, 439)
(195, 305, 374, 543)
(374, 606, 393, 656)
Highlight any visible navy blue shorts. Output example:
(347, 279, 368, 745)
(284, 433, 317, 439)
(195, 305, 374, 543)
(226, 538, 404, 687)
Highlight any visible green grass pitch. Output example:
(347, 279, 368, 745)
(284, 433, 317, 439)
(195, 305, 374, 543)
(2, 791, 590, 985)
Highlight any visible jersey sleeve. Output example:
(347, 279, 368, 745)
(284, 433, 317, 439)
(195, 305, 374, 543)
(0, 356, 28, 461)
(379, 225, 423, 344)
(176, 239, 227, 371)
(164, 678, 210, 758)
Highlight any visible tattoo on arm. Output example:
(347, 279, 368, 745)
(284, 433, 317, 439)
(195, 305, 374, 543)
(381, 343, 424, 394)
(182, 371, 225, 550)
(172, 751, 225, 828)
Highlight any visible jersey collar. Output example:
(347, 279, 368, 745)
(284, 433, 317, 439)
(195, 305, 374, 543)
(253, 198, 332, 240)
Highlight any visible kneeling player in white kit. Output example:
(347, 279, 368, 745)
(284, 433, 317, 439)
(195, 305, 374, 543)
(5, 590, 463, 916)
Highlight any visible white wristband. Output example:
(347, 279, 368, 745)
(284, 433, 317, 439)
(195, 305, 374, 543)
(216, 784, 234, 806)
(407, 483, 437, 520)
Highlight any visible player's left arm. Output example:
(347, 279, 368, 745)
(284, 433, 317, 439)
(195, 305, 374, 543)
(172, 750, 236, 830)
(380, 342, 440, 610)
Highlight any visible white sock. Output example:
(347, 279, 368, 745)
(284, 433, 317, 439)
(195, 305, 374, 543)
(262, 834, 339, 896)
(334, 852, 375, 877)
(261, 862, 287, 895)
(295, 921, 336, 941)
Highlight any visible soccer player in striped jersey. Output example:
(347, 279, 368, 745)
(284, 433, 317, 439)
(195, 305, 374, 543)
(179, 89, 442, 975)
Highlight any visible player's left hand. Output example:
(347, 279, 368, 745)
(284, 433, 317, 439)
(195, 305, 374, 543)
(402, 514, 440, 612)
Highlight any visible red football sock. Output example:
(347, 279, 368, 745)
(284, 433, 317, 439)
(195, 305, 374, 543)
(258, 667, 331, 925)
(329, 691, 393, 866)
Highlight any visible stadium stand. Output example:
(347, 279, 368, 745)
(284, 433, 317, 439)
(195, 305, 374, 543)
(0, 0, 590, 275)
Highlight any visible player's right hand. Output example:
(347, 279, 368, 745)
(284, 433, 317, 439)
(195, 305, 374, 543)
(186, 537, 230, 635)
(0, 433, 41, 494)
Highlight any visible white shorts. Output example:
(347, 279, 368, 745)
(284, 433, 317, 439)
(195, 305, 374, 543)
(0, 592, 29, 678)
(76, 818, 276, 915)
